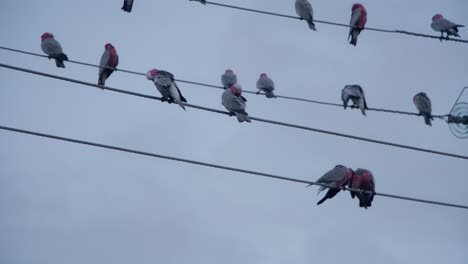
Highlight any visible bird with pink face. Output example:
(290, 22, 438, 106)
(349, 168, 376, 209)
(146, 69, 187, 110)
(256, 73, 276, 98)
(40, 32, 68, 68)
(98, 43, 119, 87)
(348, 3, 367, 46)
(431, 14, 464, 39)
(311, 165, 354, 205)
(222, 83, 251, 123)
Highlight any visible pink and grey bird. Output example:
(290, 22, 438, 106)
(349, 168, 375, 209)
(431, 14, 464, 39)
(295, 0, 316, 31)
(222, 83, 251, 123)
(348, 3, 367, 46)
(121, 0, 134, 13)
(342, 85, 368, 116)
(310, 165, 353, 205)
(256, 73, 277, 98)
(221, 69, 237, 90)
(40, 32, 68, 68)
(413, 92, 433, 126)
(98, 43, 119, 87)
(146, 69, 187, 110)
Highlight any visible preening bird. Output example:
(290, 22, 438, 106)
(146, 69, 187, 110)
(342, 85, 368, 116)
(349, 168, 375, 209)
(222, 83, 251, 123)
(311, 165, 353, 205)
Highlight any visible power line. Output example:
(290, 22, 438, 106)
(0, 46, 449, 120)
(1, 124, 467, 210)
(1, 62, 467, 161)
(189, 0, 468, 44)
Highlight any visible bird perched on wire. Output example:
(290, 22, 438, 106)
(121, 0, 134, 12)
(221, 69, 237, 90)
(98, 43, 118, 87)
(146, 69, 187, 110)
(40, 32, 68, 68)
(413, 92, 433, 126)
(222, 83, 251, 123)
(342, 85, 368, 116)
(348, 3, 367, 46)
(431, 14, 464, 39)
(295, 0, 316, 31)
(349, 168, 375, 209)
(256, 73, 277, 98)
(308, 165, 353, 205)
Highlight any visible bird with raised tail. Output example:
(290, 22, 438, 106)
(146, 69, 187, 110)
(256, 73, 277, 98)
(431, 14, 464, 39)
(98, 43, 119, 87)
(222, 83, 251, 123)
(342, 85, 368, 116)
(349, 168, 375, 209)
(348, 3, 367, 46)
(40, 32, 68, 68)
(413, 92, 433, 126)
(309, 165, 353, 205)
(221, 69, 237, 90)
(121, 0, 134, 13)
(295, 0, 316, 31)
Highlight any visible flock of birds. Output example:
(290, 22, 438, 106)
(35, 1, 466, 208)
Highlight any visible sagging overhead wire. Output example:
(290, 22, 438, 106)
(1, 62, 466, 161)
(0, 124, 467, 210)
(188, 0, 468, 44)
(0, 46, 449, 120)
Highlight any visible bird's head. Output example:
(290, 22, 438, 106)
(41, 32, 54, 41)
(146, 69, 159, 80)
(260, 73, 268, 78)
(225, 69, 234, 75)
(352, 3, 364, 11)
(105, 43, 115, 50)
(230, 83, 242, 96)
(432, 14, 443, 22)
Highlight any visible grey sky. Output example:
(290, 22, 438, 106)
(0, 0, 467, 263)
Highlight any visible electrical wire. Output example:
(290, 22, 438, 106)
(0, 124, 467, 210)
(0, 46, 449, 119)
(188, 0, 468, 44)
(1, 62, 466, 161)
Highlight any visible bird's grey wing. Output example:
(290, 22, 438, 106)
(154, 73, 173, 87)
(432, 18, 459, 31)
(41, 38, 63, 55)
(349, 8, 362, 35)
(99, 50, 110, 76)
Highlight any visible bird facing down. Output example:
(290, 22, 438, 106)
(146, 69, 187, 110)
(413, 92, 433, 126)
(222, 83, 251, 123)
(98, 43, 119, 87)
(348, 3, 367, 46)
(431, 14, 464, 39)
(349, 168, 375, 209)
(342, 85, 368, 116)
(295, 0, 316, 31)
(312, 165, 354, 205)
(40, 32, 69, 68)
(121, 0, 134, 13)
(256, 73, 277, 98)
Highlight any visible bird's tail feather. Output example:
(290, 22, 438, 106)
(307, 20, 317, 31)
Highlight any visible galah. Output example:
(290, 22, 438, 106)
(98, 43, 119, 87)
(431, 14, 464, 39)
(40, 32, 68, 68)
(295, 0, 316, 31)
(342, 85, 368, 116)
(121, 0, 134, 13)
(349, 168, 375, 209)
(256, 73, 277, 98)
(222, 83, 251, 123)
(146, 69, 187, 110)
(221, 69, 237, 90)
(310, 165, 353, 205)
(413, 92, 433, 126)
(348, 3, 367, 46)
